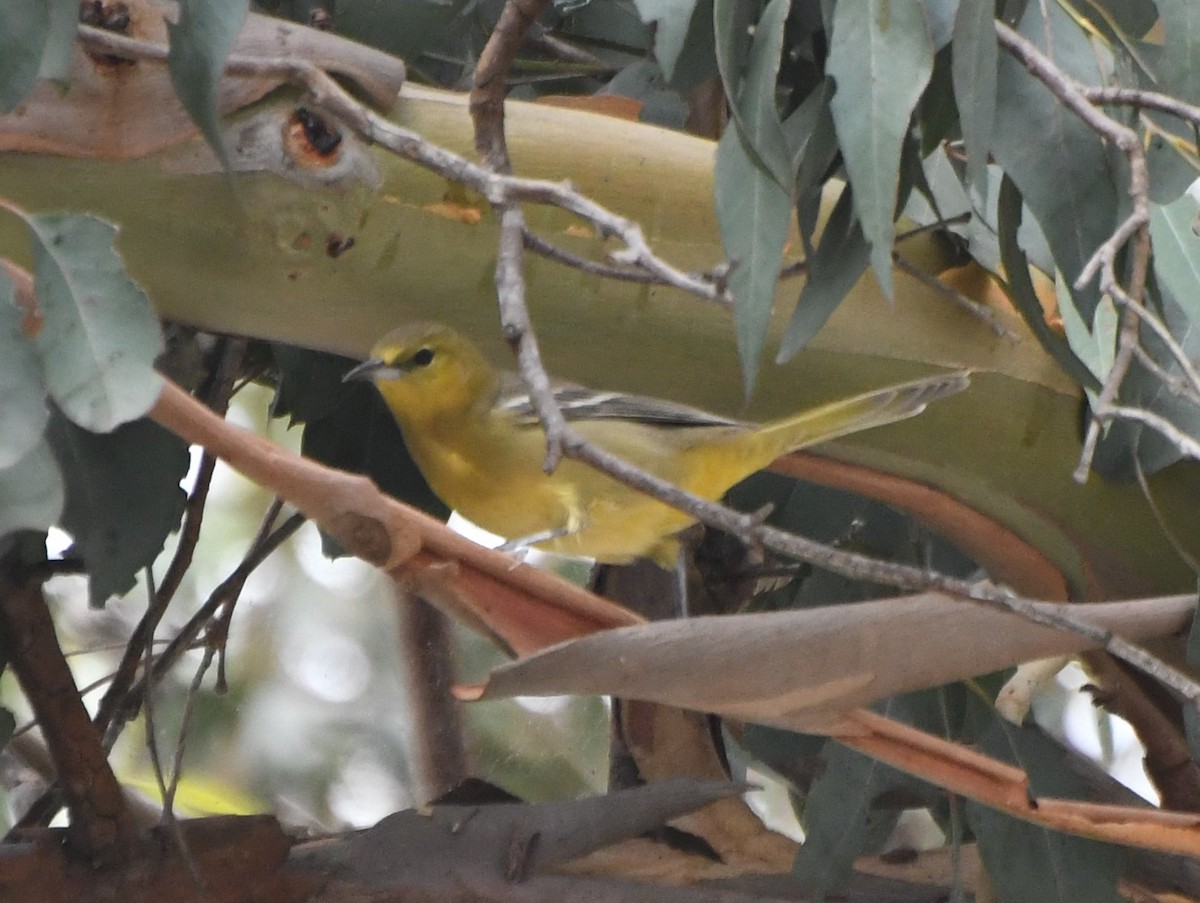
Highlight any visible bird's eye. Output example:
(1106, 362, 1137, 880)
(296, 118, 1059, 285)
(412, 347, 435, 367)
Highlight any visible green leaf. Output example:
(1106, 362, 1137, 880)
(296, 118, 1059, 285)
(1149, 193, 1200, 327)
(633, 0, 697, 81)
(967, 719, 1124, 903)
(47, 412, 189, 607)
(791, 743, 904, 898)
(167, 0, 249, 168)
(715, 130, 792, 396)
(827, 0, 934, 301)
(992, 0, 1117, 320)
(714, 0, 794, 393)
(952, 0, 997, 201)
(0, 438, 63, 540)
(23, 213, 163, 432)
(0, 0, 48, 112)
(39, 0, 78, 83)
(923, 0, 962, 50)
(777, 184, 869, 361)
(997, 177, 1100, 390)
(713, 0, 791, 188)
(0, 271, 48, 467)
(1157, 0, 1200, 104)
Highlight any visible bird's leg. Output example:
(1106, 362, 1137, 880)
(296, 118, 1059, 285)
(673, 545, 690, 618)
(496, 525, 574, 554)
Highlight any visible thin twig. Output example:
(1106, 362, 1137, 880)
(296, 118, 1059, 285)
(103, 509, 305, 752)
(142, 570, 202, 886)
(893, 255, 1019, 339)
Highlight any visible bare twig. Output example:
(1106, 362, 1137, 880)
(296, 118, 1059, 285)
(893, 255, 1019, 339)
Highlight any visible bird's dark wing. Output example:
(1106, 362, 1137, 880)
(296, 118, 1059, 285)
(496, 377, 743, 429)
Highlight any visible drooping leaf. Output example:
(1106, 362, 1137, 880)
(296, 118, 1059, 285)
(713, 0, 794, 392)
(167, 0, 249, 167)
(777, 183, 869, 360)
(0, 437, 63, 540)
(0, 0, 47, 112)
(663, 0, 718, 91)
(24, 212, 163, 432)
(827, 0, 934, 301)
(997, 176, 1100, 389)
(633, 0, 697, 81)
(1157, 0, 1200, 104)
(967, 720, 1124, 903)
(923, 0, 962, 50)
(38, 0, 78, 83)
(992, 0, 1117, 320)
(952, 0, 997, 201)
(713, 0, 791, 188)
(791, 740, 906, 897)
(1150, 193, 1200, 327)
(47, 411, 189, 607)
(0, 271, 48, 467)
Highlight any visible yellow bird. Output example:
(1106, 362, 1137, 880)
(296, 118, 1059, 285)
(345, 323, 969, 567)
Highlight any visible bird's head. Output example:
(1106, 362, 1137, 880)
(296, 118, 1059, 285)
(344, 323, 499, 424)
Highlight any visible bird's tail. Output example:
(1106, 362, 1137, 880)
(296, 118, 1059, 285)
(735, 370, 971, 470)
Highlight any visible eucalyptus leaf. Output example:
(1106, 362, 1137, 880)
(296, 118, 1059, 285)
(997, 177, 1100, 390)
(967, 719, 1124, 903)
(992, 0, 1117, 320)
(0, 0, 48, 113)
(0, 437, 63, 540)
(38, 0, 78, 82)
(777, 184, 869, 361)
(923, 0, 961, 50)
(167, 0, 249, 167)
(713, 0, 794, 392)
(713, 0, 791, 188)
(1157, 0, 1200, 104)
(24, 213, 163, 432)
(952, 0, 997, 201)
(0, 271, 48, 467)
(1149, 194, 1200, 326)
(47, 411, 189, 607)
(633, 0, 697, 81)
(792, 742, 905, 898)
(827, 0, 934, 301)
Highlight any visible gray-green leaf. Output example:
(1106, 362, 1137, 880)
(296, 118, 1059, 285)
(827, 0, 934, 301)
(0, 0, 48, 113)
(0, 271, 48, 467)
(0, 437, 63, 540)
(26, 212, 163, 432)
(47, 412, 189, 607)
(992, 0, 1117, 320)
(167, 0, 249, 167)
(952, 0, 997, 201)
(778, 184, 870, 361)
(633, 0, 698, 81)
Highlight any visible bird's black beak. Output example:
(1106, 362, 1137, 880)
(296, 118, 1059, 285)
(343, 358, 387, 383)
